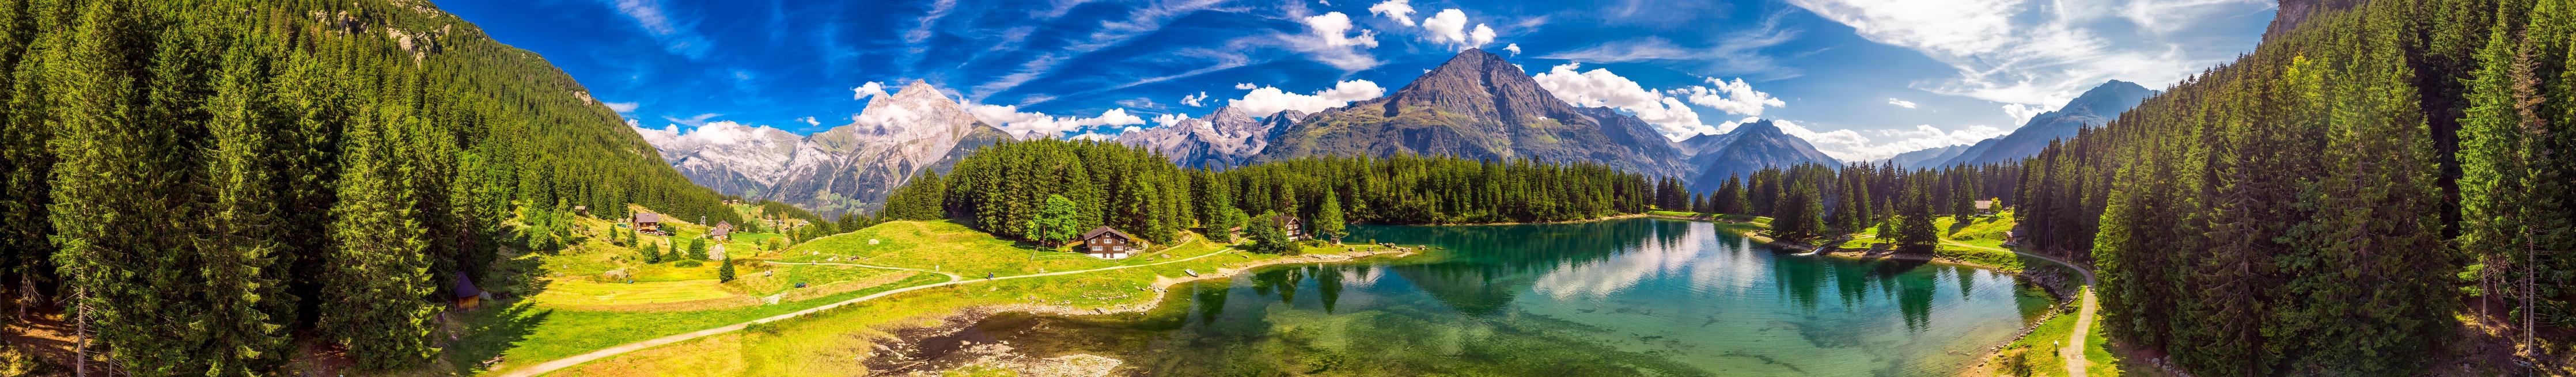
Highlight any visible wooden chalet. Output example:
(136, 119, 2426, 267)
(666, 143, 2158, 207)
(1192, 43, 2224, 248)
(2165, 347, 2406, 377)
(1273, 215, 1305, 241)
(1075, 226, 1143, 260)
(709, 221, 734, 241)
(632, 212, 664, 235)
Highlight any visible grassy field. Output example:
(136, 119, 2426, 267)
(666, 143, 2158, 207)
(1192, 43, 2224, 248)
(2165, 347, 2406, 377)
(443, 207, 943, 375)
(778, 220, 1232, 279)
(535, 222, 1413, 376)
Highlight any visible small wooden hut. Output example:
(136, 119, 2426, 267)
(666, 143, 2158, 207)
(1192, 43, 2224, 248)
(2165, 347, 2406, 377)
(709, 221, 734, 241)
(453, 274, 489, 310)
(1273, 215, 1305, 241)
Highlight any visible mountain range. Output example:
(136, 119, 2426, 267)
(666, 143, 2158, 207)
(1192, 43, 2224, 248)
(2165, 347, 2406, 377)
(641, 81, 1010, 215)
(1681, 119, 1843, 191)
(1929, 81, 2156, 166)
(643, 49, 1862, 215)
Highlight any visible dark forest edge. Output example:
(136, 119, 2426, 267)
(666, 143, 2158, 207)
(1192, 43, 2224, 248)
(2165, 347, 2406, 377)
(0, 0, 752, 374)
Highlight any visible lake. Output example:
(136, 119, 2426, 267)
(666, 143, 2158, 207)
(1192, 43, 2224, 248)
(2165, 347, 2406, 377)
(958, 218, 2056, 376)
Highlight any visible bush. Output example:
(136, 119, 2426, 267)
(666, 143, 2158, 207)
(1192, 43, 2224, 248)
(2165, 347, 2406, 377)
(673, 260, 704, 268)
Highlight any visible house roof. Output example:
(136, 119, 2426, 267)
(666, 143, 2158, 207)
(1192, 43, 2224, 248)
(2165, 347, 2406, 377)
(1272, 215, 1301, 224)
(633, 212, 660, 223)
(453, 274, 483, 299)
(1079, 226, 1136, 242)
(711, 222, 733, 236)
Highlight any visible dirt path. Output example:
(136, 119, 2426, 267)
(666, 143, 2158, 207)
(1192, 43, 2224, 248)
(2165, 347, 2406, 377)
(1944, 239, 2097, 376)
(493, 247, 1240, 377)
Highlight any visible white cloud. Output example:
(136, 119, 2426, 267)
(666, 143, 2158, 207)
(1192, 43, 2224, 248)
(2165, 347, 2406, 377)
(1504, 43, 1521, 55)
(1674, 77, 1784, 117)
(1469, 24, 1496, 48)
(851, 82, 890, 101)
(662, 113, 721, 127)
(1774, 121, 2011, 162)
(1153, 113, 1193, 127)
(797, 116, 821, 126)
(1180, 92, 1210, 107)
(1419, 9, 1492, 49)
(1368, 0, 1417, 26)
(1289, 12, 1382, 71)
(1529, 63, 1713, 140)
(1786, 0, 2260, 107)
(2002, 103, 2052, 126)
(966, 105, 1148, 139)
(1068, 131, 1119, 141)
(1228, 79, 1386, 116)
(1234, 82, 1259, 90)
(604, 101, 641, 113)
(1886, 98, 1918, 108)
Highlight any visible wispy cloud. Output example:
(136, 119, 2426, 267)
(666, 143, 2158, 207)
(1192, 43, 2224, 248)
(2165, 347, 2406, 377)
(1886, 98, 1918, 108)
(604, 101, 641, 113)
(1539, 12, 1803, 80)
(662, 113, 722, 127)
(1787, 0, 2266, 106)
(602, 0, 714, 59)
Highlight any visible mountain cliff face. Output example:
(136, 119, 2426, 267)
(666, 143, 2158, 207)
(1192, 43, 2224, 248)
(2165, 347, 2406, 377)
(1115, 106, 1271, 169)
(1255, 49, 1694, 178)
(638, 122, 804, 197)
(1939, 80, 2156, 166)
(1685, 119, 1842, 191)
(642, 81, 1007, 215)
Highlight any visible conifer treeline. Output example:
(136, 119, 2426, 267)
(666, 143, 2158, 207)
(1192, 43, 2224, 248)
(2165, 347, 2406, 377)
(2007, 0, 2575, 374)
(0, 0, 742, 372)
(884, 139, 1677, 245)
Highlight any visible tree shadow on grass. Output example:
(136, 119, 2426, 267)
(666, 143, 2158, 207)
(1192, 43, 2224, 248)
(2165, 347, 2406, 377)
(443, 301, 553, 375)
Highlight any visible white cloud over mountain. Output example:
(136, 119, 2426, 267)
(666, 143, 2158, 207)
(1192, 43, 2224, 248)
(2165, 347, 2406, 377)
(1531, 63, 1711, 140)
(967, 105, 1147, 139)
(1288, 12, 1382, 71)
(1675, 77, 1783, 117)
(1367, 0, 1417, 26)
(1228, 79, 1385, 116)
(1786, 0, 2263, 108)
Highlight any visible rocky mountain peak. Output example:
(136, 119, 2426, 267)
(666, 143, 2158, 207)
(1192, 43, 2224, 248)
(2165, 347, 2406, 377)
(1385, 48, 1571, 127)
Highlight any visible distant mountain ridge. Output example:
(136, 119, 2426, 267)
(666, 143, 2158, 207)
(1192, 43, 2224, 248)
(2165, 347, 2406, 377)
(643, 81, 1009, 215)
(1684, 119, 1843, 191)
(1938, 80, 2156, 166)
(650, 51, 1863, 211)
(1113, 106, 1275, 169)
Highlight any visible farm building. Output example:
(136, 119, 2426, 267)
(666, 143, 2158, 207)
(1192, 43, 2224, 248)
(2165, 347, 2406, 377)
(1273, 215, 1305, 241)
(632, 212, 663, 235)
(710, 221, 733, 241)
(1075, 226, 1143, 260)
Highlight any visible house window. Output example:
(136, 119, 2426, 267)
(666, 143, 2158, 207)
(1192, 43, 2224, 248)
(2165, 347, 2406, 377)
(1112, 246, 1124, 252)
(1092, 246, 1103, 252)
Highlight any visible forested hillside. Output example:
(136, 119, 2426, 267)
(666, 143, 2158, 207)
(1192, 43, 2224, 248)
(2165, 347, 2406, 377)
(0, 0, 742, 373)
(2009, 0, 2574, 374)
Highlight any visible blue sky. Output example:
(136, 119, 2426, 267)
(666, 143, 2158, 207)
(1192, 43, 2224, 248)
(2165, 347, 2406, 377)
(443, 0, 2275, 161)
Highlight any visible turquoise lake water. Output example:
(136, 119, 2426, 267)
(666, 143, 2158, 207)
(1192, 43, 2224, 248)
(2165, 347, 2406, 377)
(963, 218, 2055, 376)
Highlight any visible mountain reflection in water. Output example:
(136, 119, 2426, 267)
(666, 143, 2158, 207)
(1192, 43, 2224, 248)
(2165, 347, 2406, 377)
(965, 218, 2054, 376)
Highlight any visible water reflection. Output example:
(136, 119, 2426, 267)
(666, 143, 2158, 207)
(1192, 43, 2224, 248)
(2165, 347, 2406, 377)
(974, 218, 2053, 376)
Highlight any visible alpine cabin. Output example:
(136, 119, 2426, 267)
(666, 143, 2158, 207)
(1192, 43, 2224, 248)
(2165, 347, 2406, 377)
(1076, 226, 1142, 260)
(632, 212, 663, 235)
(1274, 215, 1305, 241)
(709, 221, 733, 241)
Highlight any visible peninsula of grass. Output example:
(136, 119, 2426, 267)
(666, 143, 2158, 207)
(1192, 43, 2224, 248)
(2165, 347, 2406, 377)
(779, 220, 1234, 279)
(448, 273, 948, 375)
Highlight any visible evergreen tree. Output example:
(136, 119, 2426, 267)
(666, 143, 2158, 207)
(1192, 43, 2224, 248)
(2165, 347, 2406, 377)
(689, 237, 708, 261)
(319, 106, 437, 370)
(718, 257, 735, 283)
(1893, 176, 1939, 254)
(1316, 190, 1348, 242)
